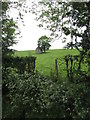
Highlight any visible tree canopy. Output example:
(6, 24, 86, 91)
(37, 35, 51, 53)
(2, 1, 29, 57)
(2, 2, 19, 57)
(32, 1, 90, 53)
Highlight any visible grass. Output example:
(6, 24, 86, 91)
(14, 49, 80, 77)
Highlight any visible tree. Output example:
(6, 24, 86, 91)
(2, 1, 28, 57)
(37, 35, 51, 53)
(2, 2, 19, 57)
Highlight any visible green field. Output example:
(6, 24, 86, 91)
(15, 49, 80, 77)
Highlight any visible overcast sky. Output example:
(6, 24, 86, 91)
(10, 0, 70, 51)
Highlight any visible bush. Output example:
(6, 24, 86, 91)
(2, 56, 36, 74)
(2, 69, 90, 119)
(43, 81, 90, 119)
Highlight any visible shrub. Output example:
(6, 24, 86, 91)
(3, 70, 90, 119)
(2, 56, 36, 74)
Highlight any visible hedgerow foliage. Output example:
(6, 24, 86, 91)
(3, 70, 90, 119)
(2, 56, 36, 74)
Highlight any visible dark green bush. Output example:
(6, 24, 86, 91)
(2, 56, 36, 74)
(3, 70, 90, 119)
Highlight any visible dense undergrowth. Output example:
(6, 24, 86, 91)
(2, 68, 90, 119)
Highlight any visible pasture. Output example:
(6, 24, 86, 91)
(14, 49, 80, 77)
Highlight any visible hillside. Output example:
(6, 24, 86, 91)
(14, 49, 79, 76)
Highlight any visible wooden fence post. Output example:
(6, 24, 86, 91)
(65, 56, 69, 79)
(55, 58, 58, 79)
(70, 57, 73, 80)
